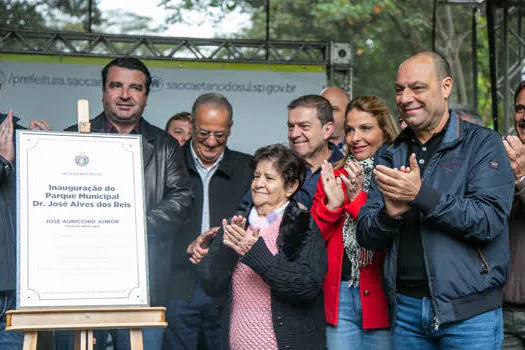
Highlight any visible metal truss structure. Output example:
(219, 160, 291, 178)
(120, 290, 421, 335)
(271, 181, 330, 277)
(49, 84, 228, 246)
(0, 28, 353, 96)
(487, 0, 525, 133)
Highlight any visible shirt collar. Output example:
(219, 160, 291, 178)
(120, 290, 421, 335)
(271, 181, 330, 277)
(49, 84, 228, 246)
(398, 116, 451, 145)
(104, 118, 141, 134)
(190, 141, 224, 171)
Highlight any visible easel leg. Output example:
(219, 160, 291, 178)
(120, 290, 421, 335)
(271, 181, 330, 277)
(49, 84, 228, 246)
(129, 329, 144, 350)
(74, 330, 87, 350)
(86, 330, 94, 350)
(23, 331, 38, 350)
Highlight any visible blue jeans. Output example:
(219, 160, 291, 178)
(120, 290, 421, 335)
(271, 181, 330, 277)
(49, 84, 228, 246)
(163, 282, 221, 350)
(393, 293, 503, 350)
(55, 327, 164, 350)
(0, 291, 23, 350)
(326, 283, 390, 350)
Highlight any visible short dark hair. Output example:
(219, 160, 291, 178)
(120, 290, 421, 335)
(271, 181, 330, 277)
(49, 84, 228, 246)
(453, 104, 483, 126)
(515, 81, 525, 105)
(287, 95, 333, 125)
(165, 112, 191, 131)
(250, 144, 306, 196)
(191, 93, 233, 126)
(102, 57, 152, 95)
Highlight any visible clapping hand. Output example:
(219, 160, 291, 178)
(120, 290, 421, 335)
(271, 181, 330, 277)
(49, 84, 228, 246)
(29, 119, 52, 131)
(503, 135, 525, 184)
(0, 110, 14, 163)
(374, 154, 420, 217)
(320, 160, 344, 210)
(187, 226, 219, 264)
(340, 160, 365, 202)
(222, 216, 258, 256)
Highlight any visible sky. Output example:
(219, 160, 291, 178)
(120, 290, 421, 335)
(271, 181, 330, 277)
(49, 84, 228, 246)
(97, 0, 250, 38)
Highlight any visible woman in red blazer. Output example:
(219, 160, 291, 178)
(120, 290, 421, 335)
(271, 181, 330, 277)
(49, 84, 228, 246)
(311, 96, 399, 349)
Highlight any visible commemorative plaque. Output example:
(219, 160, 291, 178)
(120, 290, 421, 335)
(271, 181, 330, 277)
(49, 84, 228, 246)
(16, 131, 149, 308)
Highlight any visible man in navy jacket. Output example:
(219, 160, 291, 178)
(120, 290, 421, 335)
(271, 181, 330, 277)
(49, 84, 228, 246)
(357, 52, 514, 349)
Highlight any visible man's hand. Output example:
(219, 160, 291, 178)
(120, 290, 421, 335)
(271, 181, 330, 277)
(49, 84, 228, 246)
(503, 135, 525, 184)
(374, 153, 421, 202)
(29, 119, 52, 131)
(0, 110, 14, 163)
(374, 154, 421, 217)
(187, 226, 219, 265)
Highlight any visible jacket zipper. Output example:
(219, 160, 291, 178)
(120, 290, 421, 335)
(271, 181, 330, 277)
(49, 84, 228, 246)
(477, 248, 490, 274)
(420, 215, 442, 331)
(419, 154, 443, 331)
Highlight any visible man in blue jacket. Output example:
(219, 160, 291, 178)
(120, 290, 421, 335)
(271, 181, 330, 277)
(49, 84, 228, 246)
(357, 51, 514, 349)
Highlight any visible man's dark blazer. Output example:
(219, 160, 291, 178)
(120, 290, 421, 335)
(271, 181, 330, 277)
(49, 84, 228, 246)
(168, 141, 252, 301)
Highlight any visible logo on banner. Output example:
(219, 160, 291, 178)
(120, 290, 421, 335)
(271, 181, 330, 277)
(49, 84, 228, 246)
(150, 76, 164, 92)
(75, 153, 89, 167)
(0, 71, 5, 86)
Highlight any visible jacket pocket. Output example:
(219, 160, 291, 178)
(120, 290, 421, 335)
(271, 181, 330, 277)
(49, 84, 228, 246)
(477, 248, 490, 275)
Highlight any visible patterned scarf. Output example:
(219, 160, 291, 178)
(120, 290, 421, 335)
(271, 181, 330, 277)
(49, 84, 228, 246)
(342, 156, 375, 287)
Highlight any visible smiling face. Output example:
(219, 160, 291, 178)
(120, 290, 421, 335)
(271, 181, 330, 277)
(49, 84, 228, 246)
(251, 159, 297, 216)
(191, 104, 231, 167)
(102, 66, 147, 128)
(345, 108, 385, 161)
(395, 54, 452, 134)
(287, 106, 332, 161)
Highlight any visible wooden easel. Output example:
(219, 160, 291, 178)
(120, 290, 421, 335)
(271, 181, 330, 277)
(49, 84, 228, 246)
(6, 100, 166, 349)
(6, 306, 167, 350)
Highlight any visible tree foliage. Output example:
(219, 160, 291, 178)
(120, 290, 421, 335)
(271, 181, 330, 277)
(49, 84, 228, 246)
(162, 0, 491, 122)
(1, 0, 164, 34)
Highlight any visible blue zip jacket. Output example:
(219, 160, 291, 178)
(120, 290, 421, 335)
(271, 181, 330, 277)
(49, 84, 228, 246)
(356, 111, 514, 326)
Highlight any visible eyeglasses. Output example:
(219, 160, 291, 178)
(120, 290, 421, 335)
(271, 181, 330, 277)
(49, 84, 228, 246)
(195, 128, 228, 141)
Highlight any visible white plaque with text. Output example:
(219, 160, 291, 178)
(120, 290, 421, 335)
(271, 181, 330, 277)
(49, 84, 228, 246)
(16, 131, 149, 308)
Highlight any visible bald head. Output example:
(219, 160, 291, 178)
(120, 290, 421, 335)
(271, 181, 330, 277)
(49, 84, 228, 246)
(402, 51, 452, 82)
(321, 87, 350, 144)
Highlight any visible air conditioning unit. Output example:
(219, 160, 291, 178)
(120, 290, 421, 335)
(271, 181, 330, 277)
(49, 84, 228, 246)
(330, 42, 352, 65)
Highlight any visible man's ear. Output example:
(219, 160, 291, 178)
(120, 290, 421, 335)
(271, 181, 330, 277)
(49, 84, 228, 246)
(442, 77, 453, 100)
(323, 121, 335, 141)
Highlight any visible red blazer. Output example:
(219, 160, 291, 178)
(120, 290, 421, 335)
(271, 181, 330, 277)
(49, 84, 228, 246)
(311, 167, 389, 328)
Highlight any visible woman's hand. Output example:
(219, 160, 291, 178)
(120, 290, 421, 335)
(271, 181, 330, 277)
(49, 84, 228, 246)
(222, 218, 259, 256)
(321, 160, 344, 210)
(341, 160, 364, 202)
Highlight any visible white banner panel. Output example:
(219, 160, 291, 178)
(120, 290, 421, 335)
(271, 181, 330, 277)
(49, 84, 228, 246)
(0, 55, 326, 154)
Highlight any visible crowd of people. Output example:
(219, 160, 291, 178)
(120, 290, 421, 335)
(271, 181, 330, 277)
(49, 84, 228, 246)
(0, 50, 524, 350)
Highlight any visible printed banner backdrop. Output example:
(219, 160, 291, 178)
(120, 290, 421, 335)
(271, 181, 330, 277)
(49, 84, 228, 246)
(0, 54, 326, 154)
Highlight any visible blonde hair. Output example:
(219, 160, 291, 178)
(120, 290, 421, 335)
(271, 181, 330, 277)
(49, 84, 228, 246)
(335, 95, 399, 169)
